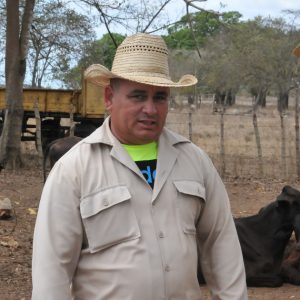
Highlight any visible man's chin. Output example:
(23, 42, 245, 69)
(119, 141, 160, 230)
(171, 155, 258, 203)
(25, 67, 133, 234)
(134, 134, 159, 145)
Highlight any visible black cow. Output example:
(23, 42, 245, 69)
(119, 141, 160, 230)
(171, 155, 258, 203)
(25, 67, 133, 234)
(43, 136, 82, 182)
(198, 185, 300, 287)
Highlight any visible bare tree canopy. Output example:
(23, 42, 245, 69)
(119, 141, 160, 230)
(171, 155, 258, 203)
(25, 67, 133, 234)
(28, 0, 95, 87)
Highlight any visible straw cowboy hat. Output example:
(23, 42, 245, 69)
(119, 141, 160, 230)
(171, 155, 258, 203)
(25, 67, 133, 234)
(84, 33, 198, 87)
(293, 43, 300, 57)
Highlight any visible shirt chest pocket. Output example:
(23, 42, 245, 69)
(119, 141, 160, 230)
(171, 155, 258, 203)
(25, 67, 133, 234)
(173, 180, 206, 235)
(80, 185, 141, 253)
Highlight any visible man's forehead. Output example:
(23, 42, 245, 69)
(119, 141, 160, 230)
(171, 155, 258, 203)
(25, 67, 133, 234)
(122, 80, 169, 93)
(129, 88, 169, 94)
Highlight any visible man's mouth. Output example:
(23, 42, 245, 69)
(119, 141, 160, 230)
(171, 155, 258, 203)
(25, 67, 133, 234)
(139, 119, 156, 126)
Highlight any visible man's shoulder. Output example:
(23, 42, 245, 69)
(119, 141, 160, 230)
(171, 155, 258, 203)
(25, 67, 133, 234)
(162, 127, 190, 145)
(162, 127, 212, 161)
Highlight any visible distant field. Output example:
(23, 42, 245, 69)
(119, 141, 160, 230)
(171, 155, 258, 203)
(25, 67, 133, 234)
(166, 95, 300, 180)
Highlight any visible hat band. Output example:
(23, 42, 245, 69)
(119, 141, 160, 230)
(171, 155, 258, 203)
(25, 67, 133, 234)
(114, 71, 171, 81)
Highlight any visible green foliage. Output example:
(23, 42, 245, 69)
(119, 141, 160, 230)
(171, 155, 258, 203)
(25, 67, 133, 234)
(62, 33, 125, 88)
(83, 33, 125, 70)
(164, 10, 242, 49)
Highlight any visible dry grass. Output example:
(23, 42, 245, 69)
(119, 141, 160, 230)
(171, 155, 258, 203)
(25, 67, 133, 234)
(166, 95, 300, 180)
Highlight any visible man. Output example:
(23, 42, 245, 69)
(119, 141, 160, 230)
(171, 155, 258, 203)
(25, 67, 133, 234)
(32, 33, 247, 300)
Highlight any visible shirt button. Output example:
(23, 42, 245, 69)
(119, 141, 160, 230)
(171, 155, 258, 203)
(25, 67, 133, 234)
(165, 265, 170, 272)
(159, 231, 164, 238)
(103, 200, 109, 206)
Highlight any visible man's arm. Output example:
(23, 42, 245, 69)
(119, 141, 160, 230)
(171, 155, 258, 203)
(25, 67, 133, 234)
(32, 161, 83, 300)
(197, 153, 247, 300)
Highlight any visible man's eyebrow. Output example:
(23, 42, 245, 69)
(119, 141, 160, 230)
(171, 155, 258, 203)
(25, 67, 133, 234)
(128, 89, 147, 94)
(155, 91, 169, 96)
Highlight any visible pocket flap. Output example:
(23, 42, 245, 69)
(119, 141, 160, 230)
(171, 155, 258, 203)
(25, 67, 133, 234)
(80, 185, 131, 219)
(173, 180, 206, 200)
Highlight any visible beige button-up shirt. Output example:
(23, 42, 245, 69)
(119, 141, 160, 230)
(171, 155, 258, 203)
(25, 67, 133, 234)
(32, 117, 247, 300)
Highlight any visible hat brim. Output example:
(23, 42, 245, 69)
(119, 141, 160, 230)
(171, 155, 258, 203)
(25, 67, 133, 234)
(84, 64, 198, 88)
(293, 44, 300, 57)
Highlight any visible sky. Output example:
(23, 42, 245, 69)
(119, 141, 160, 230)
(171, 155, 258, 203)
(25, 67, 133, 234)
(168, 0, 300, 22)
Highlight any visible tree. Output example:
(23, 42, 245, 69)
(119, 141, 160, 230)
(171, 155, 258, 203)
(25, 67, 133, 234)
(28, 0, 95, 87)
(77, 0, 173, 36)
(200, 16, 300, 109)
(263, 17, 300, 112)
(0, 4, 6, 84)
(199, 23, 241, 104)
(164, 10, 242, 49)
(0, 0, 35, 170)
(62, 33, 125, 89)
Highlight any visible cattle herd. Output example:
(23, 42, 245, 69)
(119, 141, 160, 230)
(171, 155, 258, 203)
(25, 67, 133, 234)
(43, 137, 300, 288)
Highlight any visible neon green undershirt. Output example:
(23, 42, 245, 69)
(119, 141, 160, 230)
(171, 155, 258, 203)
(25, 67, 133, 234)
(122, 141, 158, 161)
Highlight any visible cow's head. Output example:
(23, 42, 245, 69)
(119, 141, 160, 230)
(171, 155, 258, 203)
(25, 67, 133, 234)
(276, 185, 300, 241)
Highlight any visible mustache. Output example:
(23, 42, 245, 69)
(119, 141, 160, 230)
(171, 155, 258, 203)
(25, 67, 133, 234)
(137, 115, 158, 122)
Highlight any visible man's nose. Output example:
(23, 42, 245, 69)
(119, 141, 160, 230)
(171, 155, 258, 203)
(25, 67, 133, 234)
(142, 99, 157, 114)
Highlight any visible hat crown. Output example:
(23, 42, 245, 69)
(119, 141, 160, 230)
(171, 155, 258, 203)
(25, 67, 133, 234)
(112, 33, 170, 79)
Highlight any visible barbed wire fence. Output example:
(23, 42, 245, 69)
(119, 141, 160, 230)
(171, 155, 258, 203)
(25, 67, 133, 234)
(166, 93, 300, 181)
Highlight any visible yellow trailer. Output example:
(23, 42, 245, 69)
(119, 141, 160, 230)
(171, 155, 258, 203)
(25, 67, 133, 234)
(0, 80, 105, 147)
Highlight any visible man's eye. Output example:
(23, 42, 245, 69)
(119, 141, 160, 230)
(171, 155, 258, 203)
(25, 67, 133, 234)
(154, 95, 168, 102)
(129, 94, 146, 101)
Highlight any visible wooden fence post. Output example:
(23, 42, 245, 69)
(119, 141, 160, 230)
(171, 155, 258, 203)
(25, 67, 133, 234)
(220, 106, 226, 177)
(34, 98, 43, 167)
(69, 102, 75, 137)
(188, 109, 193, 142)
(252, 94, 264, 176)
(280, 110, 287, 179)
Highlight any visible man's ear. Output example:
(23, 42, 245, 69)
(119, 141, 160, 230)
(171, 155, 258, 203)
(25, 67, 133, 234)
(104, 85, 113, 112)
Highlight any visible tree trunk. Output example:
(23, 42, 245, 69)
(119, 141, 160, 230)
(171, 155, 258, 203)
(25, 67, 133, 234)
(257, 88, 267, 107)
(277, 90, 289, 112)
(295, 87, 300, 178)
(251, 87, 267, 108)
(225, 89, 235, 106)
(0, 0, 36, 170)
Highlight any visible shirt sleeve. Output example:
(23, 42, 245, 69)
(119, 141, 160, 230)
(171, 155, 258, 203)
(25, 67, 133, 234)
(196, 153, 248, 300)
(32, 161, 83, 300)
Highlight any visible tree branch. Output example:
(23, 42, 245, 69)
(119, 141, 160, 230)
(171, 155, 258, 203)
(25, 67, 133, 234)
(93, 2, 118, 48)
(185, 2, 202, 59)
(183, 0, 221, 16)
(142, 0, 172, 33)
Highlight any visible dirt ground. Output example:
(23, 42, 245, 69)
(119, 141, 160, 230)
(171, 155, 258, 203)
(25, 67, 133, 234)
(1, 161, 300, 299)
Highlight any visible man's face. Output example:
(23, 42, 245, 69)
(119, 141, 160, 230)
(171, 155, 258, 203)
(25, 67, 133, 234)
(104, 79, 169, 145)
